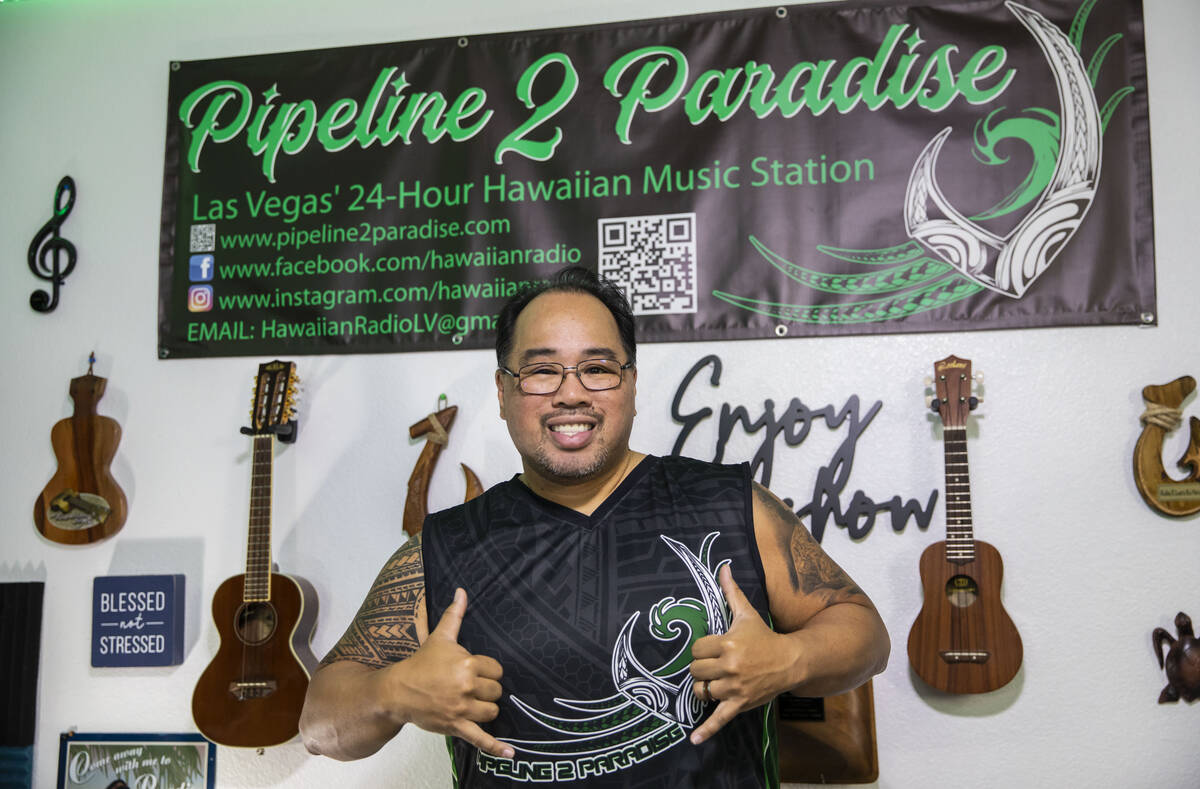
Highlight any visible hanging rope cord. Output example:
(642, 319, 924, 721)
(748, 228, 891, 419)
(1141, 403, 1184, 431)
(425, 413, 449, 445)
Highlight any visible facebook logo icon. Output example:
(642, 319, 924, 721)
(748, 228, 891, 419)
(189, 254, 215, 282)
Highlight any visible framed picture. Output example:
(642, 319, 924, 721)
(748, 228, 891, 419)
(56, 732, 215, 789)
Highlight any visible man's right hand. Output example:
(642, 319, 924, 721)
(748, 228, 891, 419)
(390, 587, 513, 758)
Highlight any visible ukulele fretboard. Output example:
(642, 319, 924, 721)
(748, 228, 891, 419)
(942, 425, 975, 563)
(244, 434, 274, 601)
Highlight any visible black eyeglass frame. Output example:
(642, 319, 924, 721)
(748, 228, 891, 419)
(498, 359, 636, 394)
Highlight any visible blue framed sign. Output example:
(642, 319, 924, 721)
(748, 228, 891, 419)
(91, 575, 185, 667)
(56, 732, 215, 789)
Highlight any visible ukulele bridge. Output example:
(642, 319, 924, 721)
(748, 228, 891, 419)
(228, 679, 278, 700)
(939, 650, 991, 664)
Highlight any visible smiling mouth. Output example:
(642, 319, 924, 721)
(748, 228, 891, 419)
(549, 423, 592, 436)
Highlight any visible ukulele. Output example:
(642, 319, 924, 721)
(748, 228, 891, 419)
(34, 354, 127, 545)
(192, 360, 313, 747)
(907, 355, 1023, 694)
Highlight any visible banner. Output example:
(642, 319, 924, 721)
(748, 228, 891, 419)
(157, 0, 1153, 359)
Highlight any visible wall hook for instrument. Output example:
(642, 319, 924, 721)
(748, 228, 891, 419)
(1133, 375, 1200, 517)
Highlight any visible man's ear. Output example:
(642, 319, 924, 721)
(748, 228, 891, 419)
(630, 366, 637, 416)
(495, 368, 508, 421)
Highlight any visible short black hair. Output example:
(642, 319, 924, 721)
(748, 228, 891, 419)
(495, 266, 636, 368)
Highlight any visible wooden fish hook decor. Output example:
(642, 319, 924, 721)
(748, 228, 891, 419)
(402, 395, 483, 536)
(1133, 376, 1200, 517)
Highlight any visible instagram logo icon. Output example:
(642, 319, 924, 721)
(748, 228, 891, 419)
(188, 285, 214, 312)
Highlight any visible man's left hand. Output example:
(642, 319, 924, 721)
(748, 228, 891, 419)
(687, 564, 799, 745)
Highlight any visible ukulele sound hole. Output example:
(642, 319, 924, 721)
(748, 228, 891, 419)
(235, 602, 277, 645)
(945, 575, 978, 608)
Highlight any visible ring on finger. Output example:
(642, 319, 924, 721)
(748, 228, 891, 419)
(701, 680, 712, 702)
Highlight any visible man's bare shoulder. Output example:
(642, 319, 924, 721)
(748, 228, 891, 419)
(320, 534, 426, 670)
(750, 482, 871, 631)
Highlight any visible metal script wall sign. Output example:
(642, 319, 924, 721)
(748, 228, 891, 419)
(158, 0, 1153, 359)
(28, 176, 78, 314)
(668, 354, 937, 542)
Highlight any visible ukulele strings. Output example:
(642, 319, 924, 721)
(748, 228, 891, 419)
(946, 424, 970, 658)
(241, 433, 273, 696)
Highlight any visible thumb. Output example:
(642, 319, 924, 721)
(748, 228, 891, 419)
(433, 587, 467, 641)
(718, 564, 752, 619)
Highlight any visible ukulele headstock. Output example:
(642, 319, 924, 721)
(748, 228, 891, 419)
(69, 352, 107, 405)
(927, 355, 980, 429)
(245, 360, 299, 442)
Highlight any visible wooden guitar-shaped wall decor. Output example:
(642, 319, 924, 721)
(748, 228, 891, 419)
(402, 395, 483, 536)
(192, 361, 313, 748)
(1133, 375, 1200, 517)
(35, 353, 127, 545)
(907, 355, 1023, 694)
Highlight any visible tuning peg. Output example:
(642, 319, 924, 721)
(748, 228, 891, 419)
(974, 372, 984, 384)
(928, 397, 941, 413)
(924, 394, 934, 408)
(923, 375, 933, 387)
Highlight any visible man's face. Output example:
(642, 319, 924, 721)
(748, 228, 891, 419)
(496, 290, 637, 486)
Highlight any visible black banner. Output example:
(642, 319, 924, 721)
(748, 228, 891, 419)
(158, 0, 1153, 358)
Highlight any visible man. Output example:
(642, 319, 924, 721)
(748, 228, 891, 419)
(300, 266, 889, 787)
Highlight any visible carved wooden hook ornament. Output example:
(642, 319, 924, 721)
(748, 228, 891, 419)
(1133, 376, 1200, 517)
(402, 395, 483, 536)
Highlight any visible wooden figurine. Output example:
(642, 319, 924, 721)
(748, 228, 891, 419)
(1153, 612, 1200, 704)
(1133, 376, 1200, 517)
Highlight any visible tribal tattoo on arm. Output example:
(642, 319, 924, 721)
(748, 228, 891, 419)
(320, 534, 426, 670)
(755, 484, 865, 605)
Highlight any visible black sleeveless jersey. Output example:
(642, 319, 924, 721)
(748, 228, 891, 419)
(422, 454, 779, 788)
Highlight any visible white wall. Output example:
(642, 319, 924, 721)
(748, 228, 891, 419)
(1, 0, 1197, 787)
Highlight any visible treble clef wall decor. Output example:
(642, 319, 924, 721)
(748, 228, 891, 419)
(1133, 375, 1200, 517)
(402, 395, 483, 536)
(27, 176, 78, 313)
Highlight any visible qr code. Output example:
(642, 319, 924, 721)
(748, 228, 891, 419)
(189, 223, 216, 253)
(598, 213, 697, 315)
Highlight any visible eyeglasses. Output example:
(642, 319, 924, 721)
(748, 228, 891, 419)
(499, 359, 635, 394)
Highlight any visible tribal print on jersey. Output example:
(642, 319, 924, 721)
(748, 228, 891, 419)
(476, 532, 728, 783)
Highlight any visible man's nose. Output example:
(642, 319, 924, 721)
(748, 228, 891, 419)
(552, 370, 591, 405)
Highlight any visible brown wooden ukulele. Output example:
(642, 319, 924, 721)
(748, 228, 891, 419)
(192, 360, 313, 747)
(34, 353, 127, 545)
(907, 355, 1023, 694)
